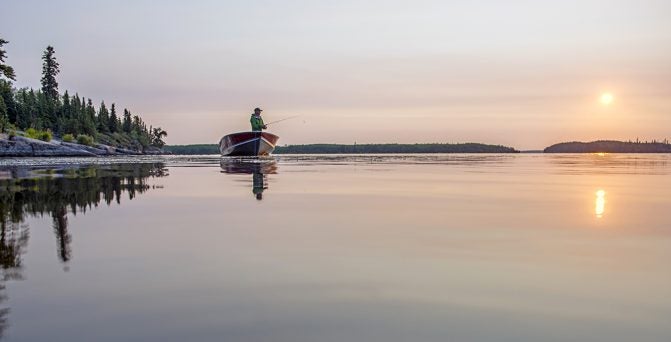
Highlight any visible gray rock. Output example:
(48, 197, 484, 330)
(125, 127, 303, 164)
(0, 139, 34, 156)
(61, 141, 111, 155)
(1, 136, 166, 157)
(1, 136, 96, 157)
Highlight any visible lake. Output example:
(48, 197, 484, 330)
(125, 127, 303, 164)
(0, 154, 669, 342)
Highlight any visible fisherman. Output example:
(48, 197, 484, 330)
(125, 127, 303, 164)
(250, 107, 267, 131)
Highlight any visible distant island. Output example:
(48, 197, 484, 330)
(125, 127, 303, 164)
(544, 140, 671, 153)
(165, 143, 519, 155)
(1, 39, 167, 156)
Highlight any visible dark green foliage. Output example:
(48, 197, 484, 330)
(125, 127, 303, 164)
(0, 80, 16, 127)
(96, 101, 109, 133)
(150, 127, 167, 148)
(0, 43, 167, 151)
(40, 46, 60, 100)
(122, 109, 132, 133)
(0, 38, 16, 81)
(108, 103, 119, 133)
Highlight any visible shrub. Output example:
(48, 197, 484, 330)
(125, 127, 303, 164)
(24, 128, 52, 141)
(62, 134, 75, 143)
(25, 128, 39, 139)
(76, 134, 95, 146)
(39, 130, 52, 142)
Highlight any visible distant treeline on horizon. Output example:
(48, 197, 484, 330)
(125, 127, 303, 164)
(165, 140, 671, 155)
(544, 140, 671, 153)
(165, 143, 519, 154)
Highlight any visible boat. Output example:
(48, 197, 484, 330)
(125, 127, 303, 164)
(219, 131, 280, 156)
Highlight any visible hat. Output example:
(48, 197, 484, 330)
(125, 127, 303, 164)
(254, 107, 263, 112)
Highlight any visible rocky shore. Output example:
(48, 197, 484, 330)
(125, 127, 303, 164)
(0, 135, 165, 157)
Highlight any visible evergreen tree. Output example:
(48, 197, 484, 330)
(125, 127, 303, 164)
(0, 38, 16, 81)
(41, 46, 60, 100)
(122, 108, 132, 133)
(151, 127, 167, 147)
(97, 101, 110, 133)
(108, 103, 119, 133)
(83, 99, 96, 136)
(0, 80, 16, 126)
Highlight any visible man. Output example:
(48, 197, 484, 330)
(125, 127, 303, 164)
(250, 107, 267, 131)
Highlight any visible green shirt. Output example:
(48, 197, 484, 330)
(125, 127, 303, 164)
(250, 115, 265, 131)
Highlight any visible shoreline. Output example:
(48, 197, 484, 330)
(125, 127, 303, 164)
(0, 135, 168, 157)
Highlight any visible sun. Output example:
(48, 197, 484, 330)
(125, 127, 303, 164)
(600, 93, 614, 105)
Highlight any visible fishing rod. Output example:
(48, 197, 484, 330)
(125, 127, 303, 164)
(265, 115, 301, 126)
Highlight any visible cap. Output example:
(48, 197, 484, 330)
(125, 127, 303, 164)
(254, 107, 263, 112)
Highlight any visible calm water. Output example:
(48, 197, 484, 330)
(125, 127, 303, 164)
(0, 154, 669, 342)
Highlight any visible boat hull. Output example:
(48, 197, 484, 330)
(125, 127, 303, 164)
(219, 132, 280, 156)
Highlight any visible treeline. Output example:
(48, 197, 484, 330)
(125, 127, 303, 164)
(276, 143, 519, 154)
(0, 39, 167, 150)
(164, 143, 519, 154)
(163, 144, 219, 154)
(544, 140, 671, 153)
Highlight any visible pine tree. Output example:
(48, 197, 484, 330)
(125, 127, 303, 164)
(97, 101, 110, 133)
(83, 99, 96, 136)
(41, 46, 60, 100)
(151, 127, 167, 147)
(0, 38, 16, 81)
(122, 108, 132, 133)
(109, 103, 119, 133)
(0, 80, 17, 125)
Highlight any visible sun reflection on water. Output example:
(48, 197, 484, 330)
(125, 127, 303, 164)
(595, 189, 606, 218)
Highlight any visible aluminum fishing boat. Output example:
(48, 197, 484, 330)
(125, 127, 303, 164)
(219, 131, 279, 156)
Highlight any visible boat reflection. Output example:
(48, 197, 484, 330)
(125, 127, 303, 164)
(0, 162, 167, 339)
(220, 158, 278, 200)
(595, 189, 606, 219)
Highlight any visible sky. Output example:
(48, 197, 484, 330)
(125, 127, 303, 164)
(1, 0, 670, 149)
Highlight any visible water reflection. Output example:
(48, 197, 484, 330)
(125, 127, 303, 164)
(0, 162, 167, 339)
(220, 158, 277, 200)
(595, 189, 606, 219)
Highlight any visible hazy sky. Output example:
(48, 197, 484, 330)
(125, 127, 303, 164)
(2, 0, 670, 148)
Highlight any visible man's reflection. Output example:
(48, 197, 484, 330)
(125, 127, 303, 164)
(220, 158, 278, 201)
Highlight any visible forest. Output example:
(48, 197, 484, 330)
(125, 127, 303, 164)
(0, 38, 167, 151)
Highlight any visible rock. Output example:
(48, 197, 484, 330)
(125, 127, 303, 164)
(61, 141, 111, 155)
(114, 147, 142, 155)
(1, 136, 96, 157)
(0, 136, 166, 157)
(0, 138, 34, 156)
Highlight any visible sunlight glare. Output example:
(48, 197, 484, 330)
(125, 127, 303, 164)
(595, 189, 606, 218)
(600, 93, 614, 105)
